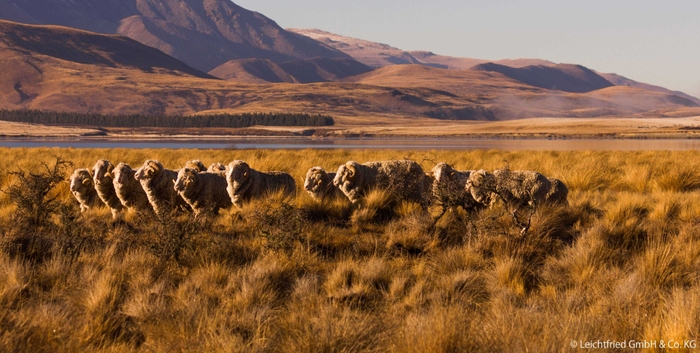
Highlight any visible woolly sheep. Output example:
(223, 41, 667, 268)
(226, 160, 296, 208)
(465, 169, 552, 209)
(69, 168, 101, 212)
(134, 160, 189, 215)
(174, 168, 232, 217)
(92, 159, 125, 218)
(303, 166, 342, 201)
(332, 160, 426, 206)
(430, 162, 483, 215)
(112, 162, 152, 212)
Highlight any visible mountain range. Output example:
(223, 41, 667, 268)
(0, 0, 698, 126)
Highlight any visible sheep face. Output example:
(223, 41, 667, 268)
(465, 170, 497, 205)
(92, 159, 114, 185)
(208, 162, 227, 175)
(184, 160, 206, 172)
(135, 160, 162, 181)
(70, 169, 93, 193)
(304, 167, 329, 193)
(333, 162, 360, 188)
(226, 160, 251, 191)
(113, 163, 134, 185)
(174, 168, 198, 192)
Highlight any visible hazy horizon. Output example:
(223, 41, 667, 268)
(235, 0, 700, 98)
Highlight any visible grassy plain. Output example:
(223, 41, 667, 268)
(2, 148, 700, 352)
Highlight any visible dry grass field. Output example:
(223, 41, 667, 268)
(2, 148, 700, 352)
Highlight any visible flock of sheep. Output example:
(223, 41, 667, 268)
(69, 158, 568, 223)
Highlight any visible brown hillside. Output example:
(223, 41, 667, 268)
(210, 57, 374, 83)
(0, 0, 350, 72)
(0, 20, 210, 78)
(208, 59, 294, 83)
(470, 63, 614, 93)
(1, 21, 697, 125)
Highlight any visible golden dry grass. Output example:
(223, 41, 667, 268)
(2, 148, 700, 352)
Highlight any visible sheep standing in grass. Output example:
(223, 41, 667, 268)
(303, 166, 342, 201)
(184, 160, 206, 172)
(333, 160, 426, 207)
(465, 169, 552, 209)
(174, 168, 232, 217)
(69, 169, 101, 212)
(226, 160, 296, 208)
(135, 160, 188, 215)
(430, 162, 483, 218)
(92, 160, 125, 218)
(112, 163, 152, 212)
(207, 162, 228, 176)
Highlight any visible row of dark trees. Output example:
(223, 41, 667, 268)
(0, 110, 334, 128)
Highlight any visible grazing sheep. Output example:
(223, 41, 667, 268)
(174, 168, 232, 217)
(112, 163, 152, 212)
(333, 160, 426, 206)
(184, 159, 207, 172)
(430, 162, 483, 217)
(546, 178, 569, 206)
(303, 166, 342, 201)
(207, 162, 228, 176)
(92, 160, 125, 218)
(465, 169, 552, 209)
(69, 169, 101, 212)
(226, 160, 296, 208)
(135, 160, 189, 215)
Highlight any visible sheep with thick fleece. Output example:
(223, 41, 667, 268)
(92, 160, 125, 218)
(303, 166, 342, 201)
(430, 162, 483, 215)
(333, 160, 426, 206)
(174, 168, 232, 217)
(69, 168, 101, 212)
(112, 163, 152, 212)
(135, 160, 188, 215)
(465, 169, 552, 209)
(226, 160, 296, 208)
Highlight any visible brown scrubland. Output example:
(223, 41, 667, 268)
(2, 148, 700, 352)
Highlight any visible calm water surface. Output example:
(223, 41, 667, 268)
(2, 138, 700, 150)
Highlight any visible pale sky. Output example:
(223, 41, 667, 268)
(234, 0, 700, 98)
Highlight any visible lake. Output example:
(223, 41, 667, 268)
(2, 137, 700, 150)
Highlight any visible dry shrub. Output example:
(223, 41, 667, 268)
(325, 258, 392, 309)
(656, 167, 700, 192)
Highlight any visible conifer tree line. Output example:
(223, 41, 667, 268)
(0, 110, 335, 128)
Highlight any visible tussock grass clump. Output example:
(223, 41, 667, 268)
(2, 148, 700, 351)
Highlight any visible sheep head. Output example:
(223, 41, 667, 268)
(70, 169, 93, 192)
(431, 162, 456, 183)
(207, 162, 227, 174)
(135, 160, 163, 181)
(184, 159, 206, 172)
(113, 163, 134, 185)
(92, 159, 114, 185)
(174, 168, 198, 192)
(333, 161, 360, 187)
(465, 170, 496, 204)
(227, 160, 251, 186)
(304, 166, 329, 193)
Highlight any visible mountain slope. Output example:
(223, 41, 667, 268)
(0, 0, 350, 72)
(471, 63, 614, 93)
(0, 20, 210, 78)
(209, 57, 373, 83)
